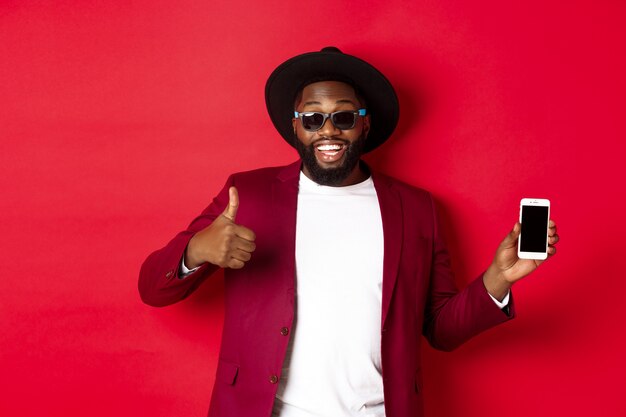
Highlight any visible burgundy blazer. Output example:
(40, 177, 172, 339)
(139, 161, 514, 417)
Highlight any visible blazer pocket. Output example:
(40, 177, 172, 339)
(216, 359, 239, 386)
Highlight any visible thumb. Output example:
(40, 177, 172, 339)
(222, 186, 239, 221)
(501, 222, 521, 248)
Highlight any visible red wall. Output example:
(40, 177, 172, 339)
(2, 1, 625, 416)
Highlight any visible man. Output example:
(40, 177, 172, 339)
(139, 47, 559, 417)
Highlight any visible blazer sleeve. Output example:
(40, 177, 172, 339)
(138, 175, 234, 307)
(422, 193, 515, 351)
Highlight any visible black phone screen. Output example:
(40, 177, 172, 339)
(520, 205, 549, 252)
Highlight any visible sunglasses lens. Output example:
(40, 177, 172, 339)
(301, 113, 324, 131)
(331, 112, 356, 130)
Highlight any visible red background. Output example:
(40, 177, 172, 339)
(2, 1, 625, 416)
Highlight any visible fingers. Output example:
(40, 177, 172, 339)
(218, 229, 255, 269)
(210, 234, 255, 269)
(547, 218, 559, 244)
(222, 186, 239, 221)
(231, 248, 253, 262)
(548, 219, 557, 235)
(234, 224, 256, 242)
(233, 235, 256, 253)
(547, 219, 559, 257)
(225, 247, 254, 269)
(227, 258, 245, 269)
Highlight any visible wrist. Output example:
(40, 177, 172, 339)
(185, 237, 204, 269)
(483, 264, 512, 302)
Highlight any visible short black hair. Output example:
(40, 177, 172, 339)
(293, 74, 367, 110)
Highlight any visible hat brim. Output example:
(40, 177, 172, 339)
(265, 49, 399, 153)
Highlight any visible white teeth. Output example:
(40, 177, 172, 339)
(317, 144, 342, 151)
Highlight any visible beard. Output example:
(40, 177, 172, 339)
(294, 133, 367, 186)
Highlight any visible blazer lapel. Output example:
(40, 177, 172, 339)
(272, 161, 301, 295)
(372, 173, 403, 328)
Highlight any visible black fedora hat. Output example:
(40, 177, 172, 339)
(265, 46, 399, 153)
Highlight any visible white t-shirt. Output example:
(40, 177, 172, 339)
(273, 172, 386, 417)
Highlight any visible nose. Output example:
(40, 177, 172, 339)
(317, 115, 341, 136)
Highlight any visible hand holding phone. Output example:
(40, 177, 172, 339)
(483, 200, 558, 298)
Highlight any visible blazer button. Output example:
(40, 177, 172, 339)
(269, 375, 279, 384)
(280, 327, 289, 336)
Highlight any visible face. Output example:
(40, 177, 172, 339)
(292, 81, 371, 186)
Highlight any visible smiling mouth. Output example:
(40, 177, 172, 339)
(315, 142, 347, 163)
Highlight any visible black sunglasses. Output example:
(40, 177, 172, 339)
(294, 109, 367, 132)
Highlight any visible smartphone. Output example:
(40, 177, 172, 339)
(518, 198, 550, 260)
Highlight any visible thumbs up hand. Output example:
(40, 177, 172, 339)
(185, 187, 257, 269)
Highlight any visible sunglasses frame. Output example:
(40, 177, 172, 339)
(294, 109, 367, 132)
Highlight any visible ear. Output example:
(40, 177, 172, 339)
(362, 114, 371, 139)
(292, 117, 297, 134)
